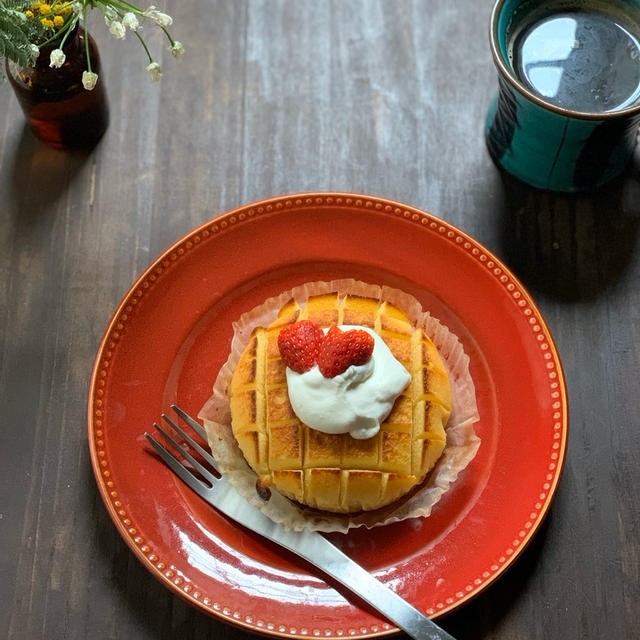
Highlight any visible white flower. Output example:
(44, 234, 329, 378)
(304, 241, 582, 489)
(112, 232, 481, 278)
(146, 61, 162, 82)
(122, 12, 140, 31)
(109, 20, 126, 39)
(30, 44, 40, 57)
(72, 2, 83, 15)
(49, 48, 65, 68)
(82, 71, 99, 90)
(170, 41, 184, 57)
(143, 6, 173, 27)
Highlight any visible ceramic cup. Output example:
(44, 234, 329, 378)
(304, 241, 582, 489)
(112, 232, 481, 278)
(486, 0, 640, 191)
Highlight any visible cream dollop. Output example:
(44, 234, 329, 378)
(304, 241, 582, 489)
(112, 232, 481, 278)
(285, 326, 411, 439)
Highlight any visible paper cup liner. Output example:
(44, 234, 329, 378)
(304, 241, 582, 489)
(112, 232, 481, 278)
(199, 280, 480, 533)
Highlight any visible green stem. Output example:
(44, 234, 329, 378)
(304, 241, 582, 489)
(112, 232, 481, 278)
(38, 15, 75, 48)
(105, 1, 144, 15)
(83, 3, 91, 72)
(160, 25, 174, 47)
(58, 15, 78, 48)
(133, 28, 152, 63)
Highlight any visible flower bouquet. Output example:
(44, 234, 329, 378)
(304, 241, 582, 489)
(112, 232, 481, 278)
(1, 1, 182, 147)
(0, 1, 183, 89)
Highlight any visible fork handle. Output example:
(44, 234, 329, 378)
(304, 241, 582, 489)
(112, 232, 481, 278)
(210, 480, 455, 639)
(289, 530, 456, 640)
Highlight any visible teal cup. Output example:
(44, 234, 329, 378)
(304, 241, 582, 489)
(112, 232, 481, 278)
(486, 0, 640, 191)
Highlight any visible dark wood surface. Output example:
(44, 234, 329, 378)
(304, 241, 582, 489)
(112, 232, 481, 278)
(1, 1, 638, 639)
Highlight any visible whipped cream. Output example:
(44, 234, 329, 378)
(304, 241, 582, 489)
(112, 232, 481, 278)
(285, 325, 411, 439)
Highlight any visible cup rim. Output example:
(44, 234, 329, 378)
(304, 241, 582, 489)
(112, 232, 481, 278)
(489, 0, 640, 120)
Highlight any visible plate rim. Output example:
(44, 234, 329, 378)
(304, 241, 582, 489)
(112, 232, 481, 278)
(88, 191, 569, 638)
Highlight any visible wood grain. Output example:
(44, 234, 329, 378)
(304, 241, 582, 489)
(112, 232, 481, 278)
(1, 1, 638, 638)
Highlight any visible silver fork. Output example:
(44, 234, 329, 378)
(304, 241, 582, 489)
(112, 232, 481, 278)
(144, 405, 456, 640)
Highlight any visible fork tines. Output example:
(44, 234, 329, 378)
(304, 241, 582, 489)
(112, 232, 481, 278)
(144, 406, 220, 488)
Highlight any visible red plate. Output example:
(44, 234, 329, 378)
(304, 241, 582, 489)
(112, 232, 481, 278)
(88, 193, 568, 638)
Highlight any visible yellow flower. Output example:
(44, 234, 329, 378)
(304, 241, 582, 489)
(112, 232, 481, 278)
(31, 2, 42, 11)
(40, 17, 54, 27)
(53, 15, 63, 26)
(39, 3, 52, 14)
(25, 10, 34, 17)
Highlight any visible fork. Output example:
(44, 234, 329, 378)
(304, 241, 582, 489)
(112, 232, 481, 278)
(144, 405, 456, 640)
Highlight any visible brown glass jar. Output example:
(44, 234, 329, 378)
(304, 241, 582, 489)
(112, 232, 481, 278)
(6, 24, 109, 150)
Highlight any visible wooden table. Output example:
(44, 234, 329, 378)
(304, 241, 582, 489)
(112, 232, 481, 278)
(1, 2, 638, 639)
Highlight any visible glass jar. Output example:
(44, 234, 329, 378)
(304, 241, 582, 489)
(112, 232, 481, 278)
(6, 24, 109, 150)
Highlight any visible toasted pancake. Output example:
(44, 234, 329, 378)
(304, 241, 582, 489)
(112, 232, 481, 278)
(229, 292, 452, 513)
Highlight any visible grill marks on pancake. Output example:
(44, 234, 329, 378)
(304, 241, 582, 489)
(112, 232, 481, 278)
(229, 292, 452, 513)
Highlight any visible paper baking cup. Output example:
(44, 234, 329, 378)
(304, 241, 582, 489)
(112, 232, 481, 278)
(199, 280, 480, 532)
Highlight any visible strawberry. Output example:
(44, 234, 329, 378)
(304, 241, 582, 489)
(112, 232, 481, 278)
(318, 325, 375, 378)
(277, 320, 325, 373)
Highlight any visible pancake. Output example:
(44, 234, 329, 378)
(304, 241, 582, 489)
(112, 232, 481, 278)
(229, 291, 452, 514)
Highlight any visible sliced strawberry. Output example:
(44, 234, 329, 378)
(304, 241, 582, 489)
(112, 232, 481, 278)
(318, 325, 375, 378)
(277, 320, 325, 373)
